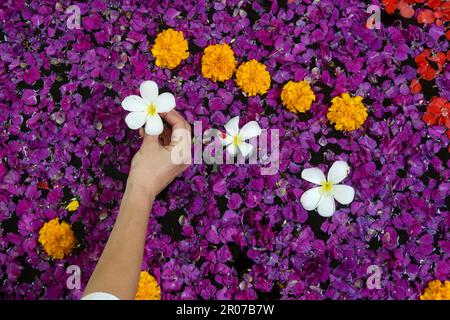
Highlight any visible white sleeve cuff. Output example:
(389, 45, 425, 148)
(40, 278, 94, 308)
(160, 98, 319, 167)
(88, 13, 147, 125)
(82, 292, 120, 300)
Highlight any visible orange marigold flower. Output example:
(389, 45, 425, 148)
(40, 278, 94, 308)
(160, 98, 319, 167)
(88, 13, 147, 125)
(201, 43, 236, 82)
(281, 80, 316, 113)
(38, 218, 76, 259)
(235, 60, 271, 96)
(151, 29, 189, 69)
(327, 93, 368, 131)
(420, 280, 450, 300)
(135, 271, 161, 300)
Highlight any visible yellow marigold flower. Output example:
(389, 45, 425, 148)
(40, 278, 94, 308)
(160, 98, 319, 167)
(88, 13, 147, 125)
(38, 218, 76, 259)
(327, 93, 368, 131)
(235, 59, 271, 96)
(65, 199, 79, 212)
(151, 28, 189, 69)
(281, 80, 316, 113)
(420, 280, 450, 300)
(135, 271, 161, 300)
(201, 43, 236, 82)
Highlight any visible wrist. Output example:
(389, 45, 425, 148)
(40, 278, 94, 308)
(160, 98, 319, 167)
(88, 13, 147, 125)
(125, 179, 156, 201)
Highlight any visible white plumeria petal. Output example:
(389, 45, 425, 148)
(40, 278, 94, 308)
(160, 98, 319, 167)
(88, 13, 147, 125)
(125, 111, 147, 129)
(327, 160, 350, 184)
(239, 121, 262, 141)
(224, 116, 240, 136)
(144, 114, 164, 135)
(155, 92, 176, 113)
(300, 187, 322, 211)
(222, 134, 233, 146)
(332, 184, 355, 205)
(121, 95, 147, 112)
(317, 194, 336, 217)
(238, 142, 254, 158)
(139, 81, 159, 104)
(226, 143, 238, 156)
(301, 167, 326, 185)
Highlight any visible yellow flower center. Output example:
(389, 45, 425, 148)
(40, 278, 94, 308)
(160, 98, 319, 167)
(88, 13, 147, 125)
(321, 181, 333, 193)
(235, 59, 271, 96)
(327, 93, 368, 131)
(135, 271, 161, 300)
(38, 218, 76, 260)
(147, 104, 157, 116)
(420, 280, 450, 300)
(201, 43, 236, 82)
(151, 28, 189, 69)
(281, 80, 316, 113)
(232, 135, 242, 147)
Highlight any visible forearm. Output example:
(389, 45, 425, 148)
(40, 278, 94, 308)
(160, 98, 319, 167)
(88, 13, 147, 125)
(82, 183, 154, 299)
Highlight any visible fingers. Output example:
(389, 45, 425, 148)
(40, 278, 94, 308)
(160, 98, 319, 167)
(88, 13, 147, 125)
(160, 110, 192, 165)
(160, 110, 190, 132)
(160, 110, 191, 146)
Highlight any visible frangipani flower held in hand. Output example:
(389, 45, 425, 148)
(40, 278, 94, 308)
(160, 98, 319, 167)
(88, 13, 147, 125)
(121, 81, 176, 135)
(220, 116, 262, 158)
(300, 160, 355, 217)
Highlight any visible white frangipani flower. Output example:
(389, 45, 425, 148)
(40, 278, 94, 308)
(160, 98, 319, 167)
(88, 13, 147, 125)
(221, 116, 261, 158)
(300, 160, 355, 217)
(121, 80, 175, 135)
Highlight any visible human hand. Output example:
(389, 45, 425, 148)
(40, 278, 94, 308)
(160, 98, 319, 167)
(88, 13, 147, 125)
(126, 110, 191, 199)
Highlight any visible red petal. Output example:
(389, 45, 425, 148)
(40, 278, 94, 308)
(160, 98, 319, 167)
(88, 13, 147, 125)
(420, 65, 437, 81)
(446, 30, 450, 40)
(399, 1, 415, 18)
(383, 0, 398, 14)
(417, 9, 436, 23)
(410, 79, 422, 94)
(423, 112, 437, 125)
(426, 0, 442, 9)
(38, 180, 49, 190)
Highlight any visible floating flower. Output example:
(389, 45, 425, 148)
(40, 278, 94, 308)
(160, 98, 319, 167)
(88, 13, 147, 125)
(423, 96, 450, 127)
(415, 49, 447, 81)
(417, 1, 450, 26)
(420, 280, 450, 300)
(135, 271, 161, 300)
(281, 80, 316, 113)
(327, 93, 368, 131)
(382, 0, 415, 18)
(121, 81, 176, 135)
(65, 199, 79, 212)
(235, 60, 271, 96)
(220, 116, 261, 158)
(423, 96, 450, 138)
(151, 28, 189, 69)
(201, 43, 236, 82)
(38, 218, 76, 259)
(300, 161, 355, 217)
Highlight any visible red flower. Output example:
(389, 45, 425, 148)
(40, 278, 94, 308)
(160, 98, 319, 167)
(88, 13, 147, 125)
(423, 97, 450, 128)
(382, 0, 415, 18)
(415, 49, 447, 81)
(417, 8, 437, 23)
